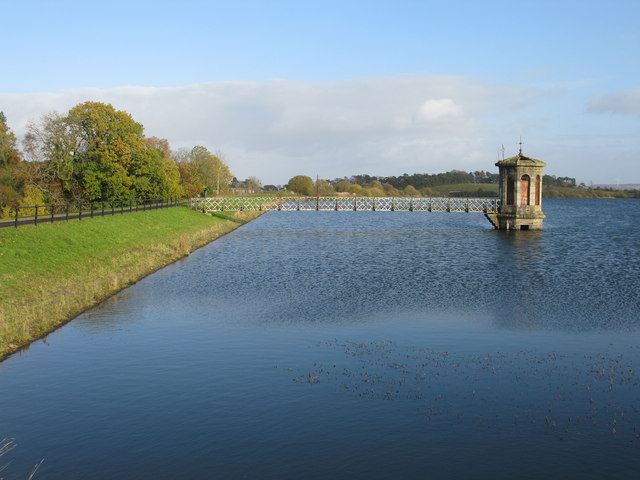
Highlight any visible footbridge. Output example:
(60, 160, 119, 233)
(190, 196, 499, 213)
(190, 150, 548, 230)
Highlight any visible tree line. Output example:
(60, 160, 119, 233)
(3, 100, 605, 218)
(283, 171, 582, 197)
(0, 102, 240, 217)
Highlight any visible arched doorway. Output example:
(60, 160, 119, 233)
(520, 174, 530, 205)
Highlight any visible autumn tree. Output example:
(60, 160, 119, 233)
(245, 176, 263, 193)
(0, 112, 26, 216)
(144, 137, 184, 198)
(334, 179, 352, 192)
(316, 179, 335, 196)
(347, 184, 363, 195)
(287, 175, 314, 195)
(26, 102, 182, 201)
(382, 183, 400, 196)
(176, 161, 205, 197)
(0, 112, 21, 167)
(190, 146, 233, 195)
(362, 186, 384, 197)
(403, 185, 420, 196)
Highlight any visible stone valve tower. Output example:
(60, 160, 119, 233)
(485, 145, 547, 230)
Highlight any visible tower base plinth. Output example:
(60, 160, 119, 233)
(485, 213, 544, 230)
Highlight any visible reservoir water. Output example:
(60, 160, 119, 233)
(1, 199, 640, 479)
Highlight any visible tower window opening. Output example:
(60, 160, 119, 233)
(520, 174, 531, 206)
(506, 176, 515, 205)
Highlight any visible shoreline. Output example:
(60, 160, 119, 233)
(0, 208, 263, 362)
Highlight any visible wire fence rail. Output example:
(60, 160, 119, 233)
(191, 196, 500, 213)
(0, 197, 189, 228)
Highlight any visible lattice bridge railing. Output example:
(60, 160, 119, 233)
(191, 197, 499, 213)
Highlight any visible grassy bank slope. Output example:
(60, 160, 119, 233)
(0, 207, 262, 360)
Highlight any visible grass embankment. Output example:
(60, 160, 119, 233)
(0, 206, 262, 361)
(542, 186, 629, 198)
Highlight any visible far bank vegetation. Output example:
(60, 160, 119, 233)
(282, 172, 638, 199)
(2, 105, 637, 219)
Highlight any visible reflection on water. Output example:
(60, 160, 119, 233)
(491, 230, 545, 329)
(1, 199, 640, 479)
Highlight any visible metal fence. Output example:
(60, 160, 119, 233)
(1, 197, 188, 228)
(191, 196, 500, 213)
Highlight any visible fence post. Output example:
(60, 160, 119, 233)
(79, 203, 82, 220)
(90, 202, 94, 218)
(66, 203, 70, 221)
(34, 205, 39, 226)
(51, 205, 54, 223)
(14, 206, 19, 228)
(121, 200, 124, 214)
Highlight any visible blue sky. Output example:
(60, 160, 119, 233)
(2, 0, 639, 184)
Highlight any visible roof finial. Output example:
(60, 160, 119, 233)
(518, 137, 523, 155)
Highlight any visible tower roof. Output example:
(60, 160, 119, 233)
(496, 152, 547, 168)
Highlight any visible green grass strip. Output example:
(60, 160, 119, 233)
(0, 206, 262, 360)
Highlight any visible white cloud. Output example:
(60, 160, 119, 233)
(587, 89, 640, 116)
(0, 76, 552, 184)
(415, 98, 464, 122)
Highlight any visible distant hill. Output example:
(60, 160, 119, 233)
(593, 184, 640, 190)
(429, 183, 637, 199)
